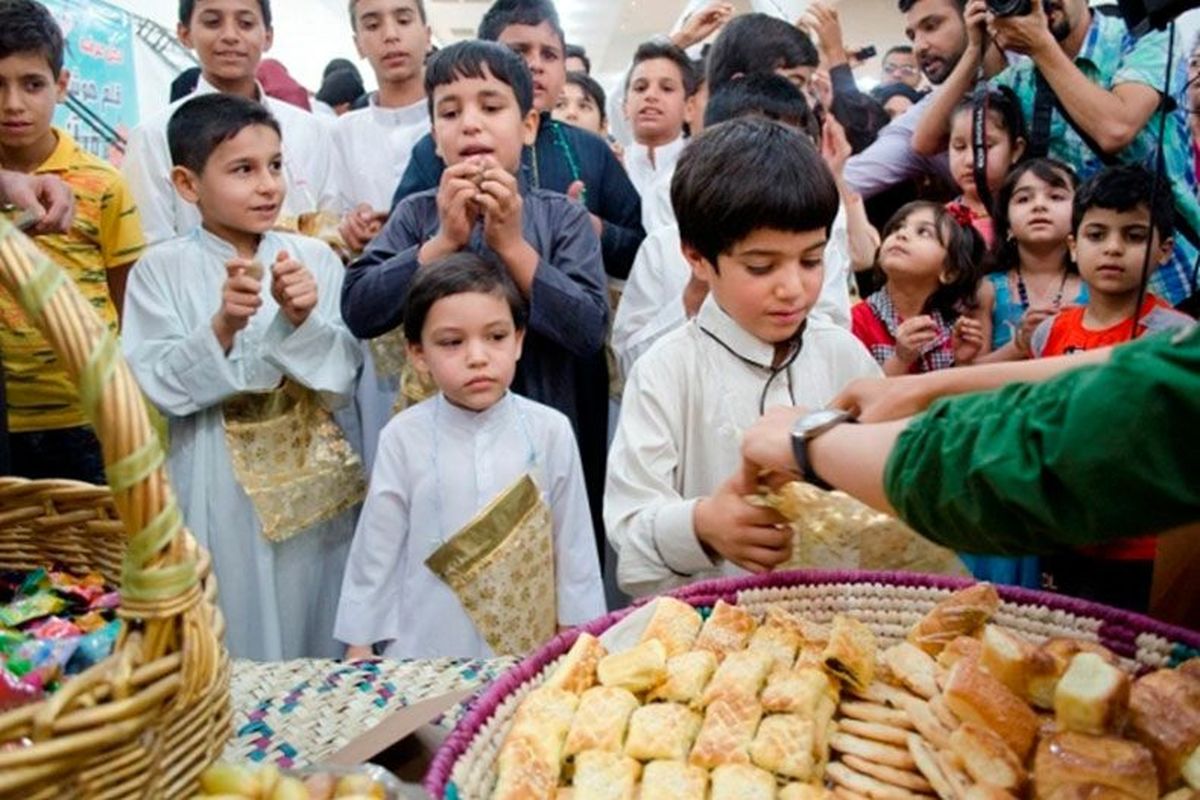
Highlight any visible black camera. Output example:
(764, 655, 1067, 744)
(987, 0, 1032, 16)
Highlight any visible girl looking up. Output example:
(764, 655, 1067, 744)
(945, 87, 1027, 248)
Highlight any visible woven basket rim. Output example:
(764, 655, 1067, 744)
(422, 567, 1200, 798)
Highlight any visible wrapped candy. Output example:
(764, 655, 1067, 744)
(67, 621, 121, 674)
(90, 592, 120, 612)
(25, 617, 83, 640)
(73, 612, 110, 633)
(17, 568, 50, 597)
(0, 667, 45, 712)
(12, 636, 79, 676)
(0, 593, 66, 628)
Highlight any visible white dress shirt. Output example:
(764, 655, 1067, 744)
(122, 76, 339, 247)
(605, 295, 881, 597)
(612, 210, 855, 379)
(331, 94, 430, 213)
(335, 393, 606, 659)
(121, 228, 362, 660)
(624, 137, 687, 207)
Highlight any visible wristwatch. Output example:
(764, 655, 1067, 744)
(790, 409, 856, 490)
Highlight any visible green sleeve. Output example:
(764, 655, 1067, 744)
(883, 326, 1200, 554)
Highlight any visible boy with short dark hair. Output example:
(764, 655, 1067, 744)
(343, 42, 608, 489)
(123, 0, 338, 247)
(706, 12, 820, 94)
(0, 0, 144, 484)
(605, 117, 880, 597)
(622, 41, 698, 201)
(122, 94, 363, 660)
(1029, 164, 1193, 613)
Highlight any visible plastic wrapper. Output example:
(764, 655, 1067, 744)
(12, 636, 79, 675)
(0, 592, 67, 628)
(90, 591, 120, 611)
(67, 620, 121, 674)
(0, 667, 45, 712)
(25, 616, 83, 640)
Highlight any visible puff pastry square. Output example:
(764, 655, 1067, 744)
(701, 649, 774, 708)
(822, 615, 877, 694)
(693, 600, 757, 659)
(494, 735, 559, 800)
(571, 750, 640, 800)
(709, 764, 778, 800)
(597, 639, 667, 693)
(761, 666, 837, 716)
(545, 633, 607, 695)
(689, 696, 764, 769)
(749, 622, 802, 672)
(624, 702, 702, 762)
(751, 713, 817, 781)
(507, 687, 580, 764)
(639, 597, 704, 657)
(647, 650, 718, 706)
(638, 760, 709, 800)
(563, 687, 639, 757)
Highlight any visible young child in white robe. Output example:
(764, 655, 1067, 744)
(336, 253, 606, 660)
(122, 94, 364, 661)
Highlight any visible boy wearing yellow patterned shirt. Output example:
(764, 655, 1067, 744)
(0, 0, 144, 483)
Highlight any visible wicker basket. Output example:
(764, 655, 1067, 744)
(425, 569, 1200, 799)
(0, 219, 230, 798)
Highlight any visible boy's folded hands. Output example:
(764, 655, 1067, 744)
(270, 250, 319, 328)
(694, 475, 793, 574)
(214, 258, 264, 352)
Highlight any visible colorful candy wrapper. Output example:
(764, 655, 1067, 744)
(0, 630, 27, 657)
(17, 568, 50, 597)
(50, 571, 106, 608)
(67, 620, 120, 675)
(73, 611, 109, 633)
(0, 667, 45, 712)
(12, 636, 79, 675)
(25, 617, 82, 640)
(0, 593, 66, 628)
(90, 591, 120, 612)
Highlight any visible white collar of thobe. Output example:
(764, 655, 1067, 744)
(194, 74, 272, 106)
(630, 135, 686, 171)
(696, 294, 797, 372)
(192, 225, 278, 263)
(434, 391, 515, 434)
(365, 93, 428, 125)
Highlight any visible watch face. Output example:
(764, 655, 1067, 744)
(795, 409, 846, 437)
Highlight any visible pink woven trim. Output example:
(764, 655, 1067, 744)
(424, 569, 1200, 798)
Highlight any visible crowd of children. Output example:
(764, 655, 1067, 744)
(1, 0, 1194, 663)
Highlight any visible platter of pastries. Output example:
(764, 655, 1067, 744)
(491, 584, 1200, 799)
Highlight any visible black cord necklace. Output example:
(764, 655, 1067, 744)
(699, 323, 806, 415)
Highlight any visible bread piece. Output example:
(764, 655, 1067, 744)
(762, 666, 837, 715)
(779, 785, 834, 800)
(1033, 732, 1158, 800)
(596, 639, 667, 693)
(546, 633, 607, 695)
(623, 703, 702, 762)
(824, 615, 877, 694)
(689, 696, 763, 769)
(981, 624, 1056, 701)
(948, 721, 1027, 792)
(693, 600, 757, 659)
(1179, 659, 1200, 683)
(494, 736, 559, 800)
(899, 695, 954, 750)
(637, 760, 708, 800)
(908, 733, 957, 800)
(963, 787, 1019, 800)
(908, 583, 1000, 656)
(749, 713, 816, 780)
(572, 750, 640, 800)
(1029, 639, 1119, 711)
(646, 650, 718, 706)
(938, 635, 983, 670)
(840, 700, 913, 730)
(1127, 668, 1200, 788)
(826, 761, 926, 800)
(1162, 788, 1200, 800)
(837, 718, 910, 747)
(749, 621, 802, 672)
(639, 597, 703, 657)
(883, 641, 940, 699)
(943, 656, 1039, 760)
(505, 687, 580, 765)
(1041, 784, 1146, 800)
(700, 649, 774, 708)
(709, 764, 776, 800)
(1054, 652, 1131, 735)
(840, 753, 933, 793)
(563, 687, 639, 757)
(1185, 745, 1200, 789)
(829, 731, 916, 770)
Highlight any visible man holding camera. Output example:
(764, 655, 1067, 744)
(913, 0, 1200, 306)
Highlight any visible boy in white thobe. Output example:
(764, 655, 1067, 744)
(122, 95, 363, 661)
(122, 0, 337, 248)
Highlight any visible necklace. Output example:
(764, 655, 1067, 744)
(529, 119, 586, 203)
(1016, 266, 1069, 310)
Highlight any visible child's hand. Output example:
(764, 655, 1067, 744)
(212, 258, 263, 352)
(338, 203, 387, 253)
(1014, 306, 1054, 356)
(952, 316, 985, 364)
(344, 644, 374, 661)
(270, 250, 319, 328)
(435, 161, 483, 249)
(894, 315, 940, 365)
(566, 181, 604, 236)
(820, 116, 853, 182)
(476, 158, 526, 257)
(694, 476, 793, 574)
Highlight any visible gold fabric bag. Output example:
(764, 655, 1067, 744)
(425, 474, 558, 657)
(366, 329, 437, 418)
(753, 482, 968, 576)
(223, 380, 367, 543)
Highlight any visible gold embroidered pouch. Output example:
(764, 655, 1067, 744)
(223, 380, 366, 543)
(752, 482, 968, 576)
(425, 474, 557, 657)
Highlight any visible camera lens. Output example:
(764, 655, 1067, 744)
(986, 0, 1032, 15)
